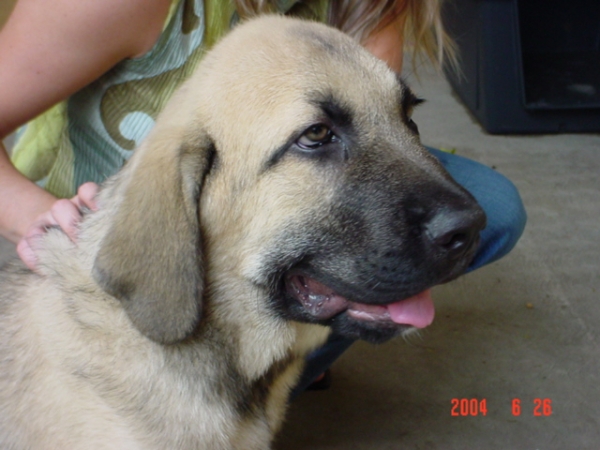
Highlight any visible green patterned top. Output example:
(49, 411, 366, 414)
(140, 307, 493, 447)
(11, 0, 327, 198)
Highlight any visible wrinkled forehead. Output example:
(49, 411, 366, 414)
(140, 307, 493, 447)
(195, 17, 411, 146)
(284, 20, 405, 104)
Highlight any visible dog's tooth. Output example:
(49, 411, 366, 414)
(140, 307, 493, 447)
(298, 275, 308, 288)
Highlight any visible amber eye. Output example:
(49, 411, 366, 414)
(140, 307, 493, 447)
(297, 124, 335, 149)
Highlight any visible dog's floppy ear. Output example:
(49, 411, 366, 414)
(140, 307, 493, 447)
(93, 126, 214, 345)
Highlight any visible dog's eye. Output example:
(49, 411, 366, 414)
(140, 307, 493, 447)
(297, 124, 336, 149)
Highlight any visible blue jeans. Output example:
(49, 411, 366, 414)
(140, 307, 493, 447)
(292, 148, 527, 396)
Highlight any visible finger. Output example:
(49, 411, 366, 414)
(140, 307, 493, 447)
(24, 211, 60, 240)
(73, 182, 100, 211)
(50, 199, 83, 242)
(16, 238, 39, 271)
(16, 211, 58, 271)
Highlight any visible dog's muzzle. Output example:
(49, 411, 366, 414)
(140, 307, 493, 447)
(280, 194, 485, 341)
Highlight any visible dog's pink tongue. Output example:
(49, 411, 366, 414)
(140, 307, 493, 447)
(386, 289, 434, 328)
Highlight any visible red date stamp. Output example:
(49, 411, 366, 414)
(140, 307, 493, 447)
(512, 398, 553, 416)
(451, 398, 488, 416)
(451, 398, 552, 417)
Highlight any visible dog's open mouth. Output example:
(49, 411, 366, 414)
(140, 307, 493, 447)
(285, 273, 434, 328)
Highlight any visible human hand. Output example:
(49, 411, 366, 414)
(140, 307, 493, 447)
(16, 182, 99, 271)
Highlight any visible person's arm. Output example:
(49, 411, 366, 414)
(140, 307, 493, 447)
(362, 9, 407, 73)
(0, 0, 172, 244)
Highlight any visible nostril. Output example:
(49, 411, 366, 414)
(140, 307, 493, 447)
(425, 209, 485, 257)
(433, 228, 473, 253)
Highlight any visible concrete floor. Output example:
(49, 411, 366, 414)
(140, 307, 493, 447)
(2, 63, 599, 449)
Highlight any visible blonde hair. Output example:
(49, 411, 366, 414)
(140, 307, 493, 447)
(233, 0, 455, 68)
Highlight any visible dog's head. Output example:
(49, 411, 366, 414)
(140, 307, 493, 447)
(92, 16, 485, 345)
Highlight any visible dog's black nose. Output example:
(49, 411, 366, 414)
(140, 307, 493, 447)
(424, 207, 486, 259)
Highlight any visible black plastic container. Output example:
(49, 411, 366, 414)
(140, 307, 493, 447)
(443, 0, 600, 134)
